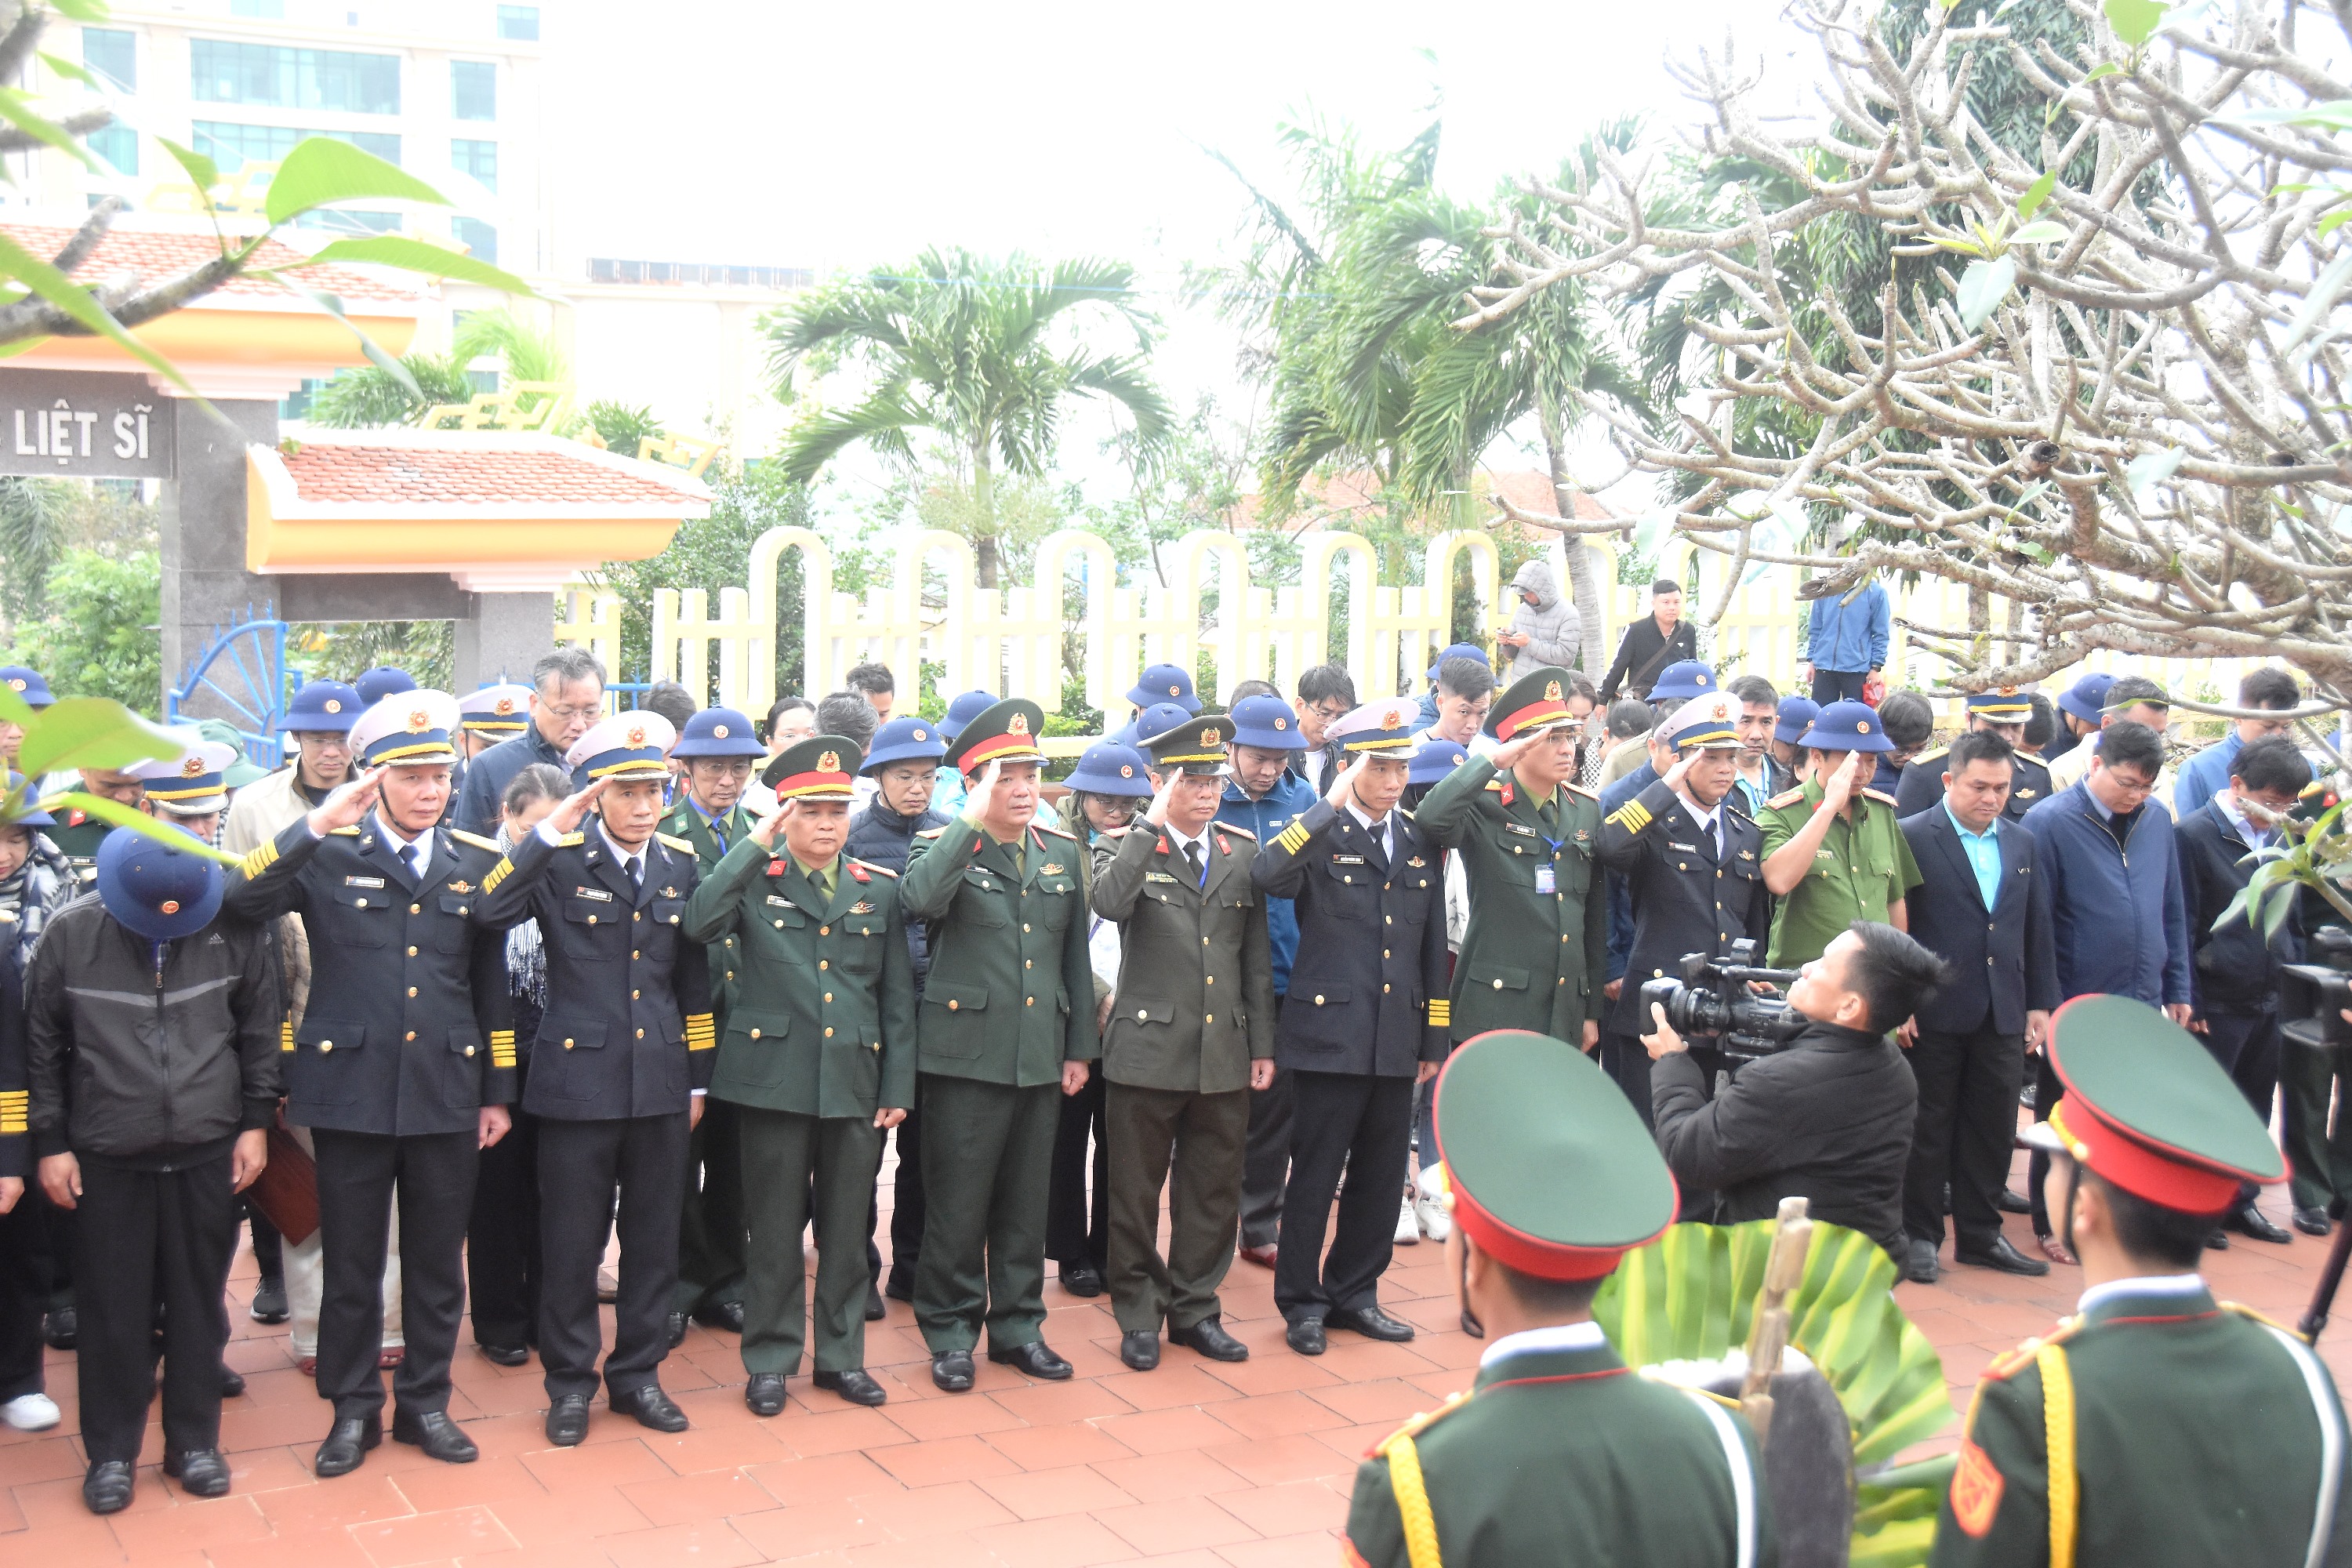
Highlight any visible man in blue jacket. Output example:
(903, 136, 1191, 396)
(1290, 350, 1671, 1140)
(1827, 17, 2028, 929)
(1798, 579, 1890, 706)
(2173, 666, 2301, 818)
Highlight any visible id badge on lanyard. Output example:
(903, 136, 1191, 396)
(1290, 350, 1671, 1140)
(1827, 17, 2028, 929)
(1534, 830, 1568, 897)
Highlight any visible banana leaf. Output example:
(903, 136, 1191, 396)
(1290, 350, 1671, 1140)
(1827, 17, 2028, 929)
(38, 789, 245, 868)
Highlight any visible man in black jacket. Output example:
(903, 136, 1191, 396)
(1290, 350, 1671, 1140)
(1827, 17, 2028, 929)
(1895, 729, 2059, 1283)
(1597, 580, 1700, 702)
(2176, 735, 2311, 1243)
(28, 830, 281, 1515)
(1646, 921, 1936, 1261)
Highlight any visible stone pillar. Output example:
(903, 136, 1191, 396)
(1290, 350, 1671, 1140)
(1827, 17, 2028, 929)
(452, 591, 556, 692)
(158, 398, 276, 720)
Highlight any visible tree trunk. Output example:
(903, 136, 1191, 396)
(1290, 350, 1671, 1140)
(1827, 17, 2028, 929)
(971, 442, 999, 590)
(1541, 405, 1607, 673)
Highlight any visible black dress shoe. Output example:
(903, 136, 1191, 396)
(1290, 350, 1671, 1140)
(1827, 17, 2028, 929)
(2206, 1227, 2231, 1250)
(615, 1385, 689, 1433)
(1327, 1306, 1415, 1342)
(2228, 1204, 2293, 1245)
(82, 1459, 133, 1515)
(2296, 1206, 2334, 1236)
(43, 1307, 76, 1350)
(664, 1311, 689, 1349)
(692, 1299, 746, 1334)
(1118, 1330, 1160, 1371)
(1059, 1263, 1104, 1298)
(744, 1374, 787, 1417)
(1172, 1317, 1249, 1362)
(164, 1448, 231, 1497)
(250, 1276, 289, 1324)
(314, 1415, 382, 1477)
(1995, 1187, 2032, 1214)
(1954, 1236, 2050, 1277)
(930, 1349, 975, 1392)
(813, 1368, 888, 1406)
(1285, 1318, 1327, 1356)
(392, 1408, 478, 1463)
(220, 1363, 247, 1398)
(479, 1342, 530, 1367)
(546, 1393, 592, 1446)
(865, 1282, 886, 1321)
(1904, 1237, 1941, 1285)
(988, 1341, 1073, 1380)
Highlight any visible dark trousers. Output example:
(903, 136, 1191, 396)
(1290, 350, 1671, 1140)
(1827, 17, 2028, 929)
(1602, 1029, 1653, 1127)
(872, 1100, 924, 1291)
(1811, 668, 1870, 705)
(312, 1127, 479, 1422)
(912, 1075, 1057, 1354)
(23, 1183, 74, 1312)
(2283, 1029, 2352, 1214)
(739, 1106, 880, 1376)
(0, 1192, 49, 1403)
(1238, 1066, 1293, 1249)
(73, 1155, 236, 1463)
(244, 1201, 282, 1280)
(673, 1095, 746, 1313)
(1047, 1069, 1109, 1271)
(1903, 1024, 2025, 1251)
(1105, 1080, 1250, 1334)
(466, 1105, 541, 1348)
(2028, 1051, 2063, 1236)
(1274, 1072, 1414, 1323)
(537, 1111, 689, 1402)
(2200, 1009, 2283, 1213)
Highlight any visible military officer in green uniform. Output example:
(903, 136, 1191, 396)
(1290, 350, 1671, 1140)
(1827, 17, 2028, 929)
(1758, 699, 1920, 967)
(1341, 1029, 1771, 1568)
(1893, 688, 2054, 822)
(1932, 995, 2350, 1567)
(900, 699, 1098, 1393)
(1413, 666, 1608, 1051)
(680, 735, 915, 1413)
(38, 766, 145, 884)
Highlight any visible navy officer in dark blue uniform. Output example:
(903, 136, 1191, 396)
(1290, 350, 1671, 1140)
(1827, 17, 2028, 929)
(1893, 687, 2054, 822)
(471, 711, 716, 1446)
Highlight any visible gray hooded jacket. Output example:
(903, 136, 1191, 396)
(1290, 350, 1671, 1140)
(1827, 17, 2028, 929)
(1502, 558, 1582, 681)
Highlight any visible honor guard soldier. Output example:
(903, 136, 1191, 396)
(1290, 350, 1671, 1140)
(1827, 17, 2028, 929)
(900, 699, 1099, 1393)
(1894, 688, 2053, 822)
(222, 690, 516, 1478)
(1596, 693, 1773, 1120)
(1251, 696, 1446, 1355)
(1413, 666, 1610, 1052)
(472, 710, 716, 1446)
(1093, 709, 1277, 1370)
(1758, 699, 1921, 969)
(680, 735, 916, 1413)
(1933, 996, 2350, 1567)
(1341, 1029, 1769, 1568)
(659, 706, 767, 1347)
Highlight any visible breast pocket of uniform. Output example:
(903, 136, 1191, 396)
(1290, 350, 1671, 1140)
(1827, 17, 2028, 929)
(435, 892, 476, 953)
(1280, 985, 1353, 1047)
(1034, 874, 1080, 929)
(536, 1019, 605, 1098)
(840, 909, 889, 971)
(1393, 870, 1435, 924)
(1319, 858, 1377, 915)
(560, 889, 619, 954)
(293, 1018, 367, 1104)
(326, 882, 390, 947)
(959, 868, 1009, 926)
(642, 895, 685, 957)
(444, 1025, 485, 1108)
(1465, 962, 1529, 996)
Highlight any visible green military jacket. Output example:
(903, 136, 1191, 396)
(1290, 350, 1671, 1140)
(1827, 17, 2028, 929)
(662, 797, 753, 1019)
(1931, 1282, 2351, 1568)
(1343, 1331, 1771, 1568)
(679, 838, 917, 1119)
(1755, 777, 1921, 967)
(1414, 754, 1608, 1044)
(38, 810, 107, 885)
(1089, 821, 1275, 1094)
(900, 816, 1101, 1088)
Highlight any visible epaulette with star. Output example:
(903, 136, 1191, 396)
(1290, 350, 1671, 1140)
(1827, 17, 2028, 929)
(1566, 782, 1598, 800)
(556, 831, 586, 847)
(448, 829, 500, 853)
(655, 832, 695, 854)
(1862, 788, 1898, 806)
(1367, 1390, 1474, 1458)
(1767, 788, 1809, 810)
(1483, 777, 1508, 793)
(328, 825, 361, 837)
(851, 858, 898, 879)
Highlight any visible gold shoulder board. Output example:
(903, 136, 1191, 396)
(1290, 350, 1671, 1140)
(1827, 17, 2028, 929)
(1862, 788, 1899, 806)
(1566, 782, 1599, 800)
(1766, 788, 1809, 809)
(851, 858, 899, 879)
(655, 832, 695, 853)
(448, 829, 500, 853)
(327, 825, 361, 837)
(916, 826, 946, 839)
(557, 832, 586, 847)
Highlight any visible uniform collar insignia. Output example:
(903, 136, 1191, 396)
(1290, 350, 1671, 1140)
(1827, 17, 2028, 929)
(446, 879, 473, 894)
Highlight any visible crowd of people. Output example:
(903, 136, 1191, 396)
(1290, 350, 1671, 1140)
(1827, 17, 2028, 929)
(0, 571, 2344, 1558)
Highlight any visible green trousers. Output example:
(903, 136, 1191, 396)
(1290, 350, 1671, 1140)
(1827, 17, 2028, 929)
(1105, 1081, 1250, 1334)
(911, 1074, 1058, 1355)
(2281, 1036, 2352, 1214)
(736, 1105, 880, 1376)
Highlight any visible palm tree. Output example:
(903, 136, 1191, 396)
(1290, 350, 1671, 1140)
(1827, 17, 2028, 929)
(768, 249, 1174, 586)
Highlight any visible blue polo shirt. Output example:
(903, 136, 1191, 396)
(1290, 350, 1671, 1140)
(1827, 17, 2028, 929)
(1944, 800, 2003, 909)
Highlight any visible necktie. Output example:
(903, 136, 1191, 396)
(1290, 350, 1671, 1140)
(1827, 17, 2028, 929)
(408, 841, 429, 884)
(1539, 794, 1560, 834)
(628, 855, 644, 889)
(812, 865, 833, 902)
(1703, 818, 1720, 864)
(1181, 837, 1204, 886)
(710, 816, 728, 855)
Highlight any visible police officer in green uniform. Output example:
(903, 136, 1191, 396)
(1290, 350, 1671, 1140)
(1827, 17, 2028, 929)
(680, 735, 915, 1413)
(1341, 1029, 1770, 1568)
(1413, 666, 1608, 1051)
(900, 699, 1098, 1393)
(1931, 996, 2350, 1567)
(1893, 688, 2053, 822)
(1758, 699, 1921, 967)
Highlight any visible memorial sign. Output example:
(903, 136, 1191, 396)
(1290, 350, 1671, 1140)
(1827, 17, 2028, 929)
(0, 369, 175, 479)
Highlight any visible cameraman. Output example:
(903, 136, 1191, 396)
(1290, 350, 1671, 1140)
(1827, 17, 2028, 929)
(1645, 922, 1941, 1261)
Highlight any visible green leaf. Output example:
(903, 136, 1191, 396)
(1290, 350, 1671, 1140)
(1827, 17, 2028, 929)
(2125, 445, 2187, 499)
(16, 697, 185, 782)
(0, 230, 198, 397)
(263, 137, 449, 227)
(2287, 250, 2352, 358)
(2084, 61, 2123, 82)
(300, 234, 535, 297)
(2016, 170, 2059, 220)
(2320, 209, 2352, 239)
(46, 0, 111, 20)
(42, 791, 246, 868)
(2009, 219, 2070, 245)
(1956, 255, 2016, 330)
(281, 285, 424, 401)
(39, 53, 99, 89)
(0, 85, 96, 170)
(2104, 0, 2166, 46)
(154, 136, 220, 205)
(2222, 100, 2352, 132)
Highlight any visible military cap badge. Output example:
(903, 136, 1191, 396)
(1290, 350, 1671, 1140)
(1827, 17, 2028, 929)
(1009, 712, 1030, 735)
(1200, 726, 1218, 747)
(626, 724, 647, 748)
(1545, 679, 1563, 700)
(325, 699, 342, 713)
(818, 750, 841, 774)
(180, 755, 205, 777)
(494, 695, 517, 715)
(713, 723, 730, 739)
(406, 708, 431, 733)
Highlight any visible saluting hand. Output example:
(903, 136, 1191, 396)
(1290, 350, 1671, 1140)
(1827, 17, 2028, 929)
(1661, 747, 1697, 793)
(1820, 748, 1864, 813)
(546, 777, 609, 836)
(1488, 728, 1542, 771)
(1143, 764, 1180, 829)
(961, 758, 1003, 825)
(749, 798, 793, 849)
(1325, 756, 1363, 813)
(303, 766, 387, 839)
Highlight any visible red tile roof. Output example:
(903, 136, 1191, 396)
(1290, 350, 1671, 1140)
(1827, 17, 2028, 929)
(280, 441, 701, 510)
(0, 222, 423, 305)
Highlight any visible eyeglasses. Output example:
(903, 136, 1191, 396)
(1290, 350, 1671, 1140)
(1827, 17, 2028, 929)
(1306, 702, 1349, 724)
(539, 702, 601, 723)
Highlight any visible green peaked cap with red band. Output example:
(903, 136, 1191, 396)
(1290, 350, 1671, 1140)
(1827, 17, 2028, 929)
(1485, 665, 1577, 741)
(760, 734, 858, 801)
(943, 698, 1047, 776)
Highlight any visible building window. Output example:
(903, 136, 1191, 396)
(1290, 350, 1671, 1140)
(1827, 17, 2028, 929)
(452, 60, 495, 122)
(452, 217, 497, 265)
(467, 368, 499, 394)
(191, 40, 400, 114)
(230, 0, 285, 16)
(496, 5, 539, 40)
(193, 121, 400, 169)
(295, 209, 401, 234)
(86, 122, 136, 173)
(82, 27, 134, 92)
(451, 138, 496, 192)
(279, 376, 328, 420)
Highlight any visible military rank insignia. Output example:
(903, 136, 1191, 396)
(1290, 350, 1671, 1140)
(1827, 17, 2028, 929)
(446, 879, 474, 895)
(848, 901, 877, 916)
(1949, 1439, 2003, 1536)
(1040, 862, 1064, 876)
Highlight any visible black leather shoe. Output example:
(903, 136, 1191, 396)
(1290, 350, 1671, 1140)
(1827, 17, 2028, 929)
(250, 1276, 289, 1324)
(1285, 1318, 1327, 1356)
(1954, 1236, 2050, 1277)
(664, 1311, 689, 1349)
(865, 1282, 886, 1322)
(692, 1299, 746, 1334)
(988, 1341, 1073, 1380)
(1172, 1318, 1249, 1362)
(2296, 1206, 2334, 1236)
(2205, 1227, 2231, 1250)
(220, 1363, 247, 1398)
(545, 1394, 592, 1446)
(1995, 1187, 2032, 1214)
(391, 1408, 478, 1463)
(615, 1385, 688, 1433)
(814, 1368, 888, 1407)
(1327, 1306, 1415, 1342)
(1904, 1237, 1941, 1285)
(82, 1459, 133, 1515)
(931, 1349, 975, 1392)
(2228, 1204, 2293, 1244)
(1118, 1330, 1160, 1371)
(479, 1342, 530, 1367)
(43, 1307, 76, 1351)
(744, 1374, 787, 1417)
(314, 1415, 382, 1477)
(164, 1448, 230, 1497)
(1059, 1263, 1104, 1298)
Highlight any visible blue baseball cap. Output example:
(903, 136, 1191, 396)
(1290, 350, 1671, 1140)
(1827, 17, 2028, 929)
(1127, 663, 1201, 713)
(1798, 699, 1894, 754)
(0, 666, 54, 709)
(1773, 696, 1819, 744)
(1409, 735, 1472, 786)
(863, 715, 949, 773)
(1649, 661, 1717, 702)
(938, 689, 996, 740)
(1065, 742, 1154, 797)
(671, 707, 765, 759)
(354, 666, 417, 706)
(96, 825, 223, 940)
(2057, 672, 2116, 724)
(1229, 694, 1305, 751)
(1425, 643, 1490, 682)
(282, 679, 363, 733)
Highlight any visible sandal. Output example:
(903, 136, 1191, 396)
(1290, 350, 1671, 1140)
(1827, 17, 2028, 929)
(2035, 1235, 2077, 1267)
(379, 1348, 405, 1369)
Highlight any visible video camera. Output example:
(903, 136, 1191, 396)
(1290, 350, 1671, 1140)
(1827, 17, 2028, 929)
(1637, 938, 1804, 1061)
(2282, 926, 2352, 1052)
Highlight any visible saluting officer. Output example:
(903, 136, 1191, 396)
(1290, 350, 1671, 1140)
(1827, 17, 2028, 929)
(223, 690, 515, 1478)
(1413, 666, 1609, 1051)
(472, 711, 717, 1446)
(899, 699, 1098, 1393)
(681, 735, 915, 1413)
(1758, 699, 1920, 968)
(1251, 696, 1445, 1356)
(1893, 688, 2053, 822)
(1932, 996, 2350, 1567)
